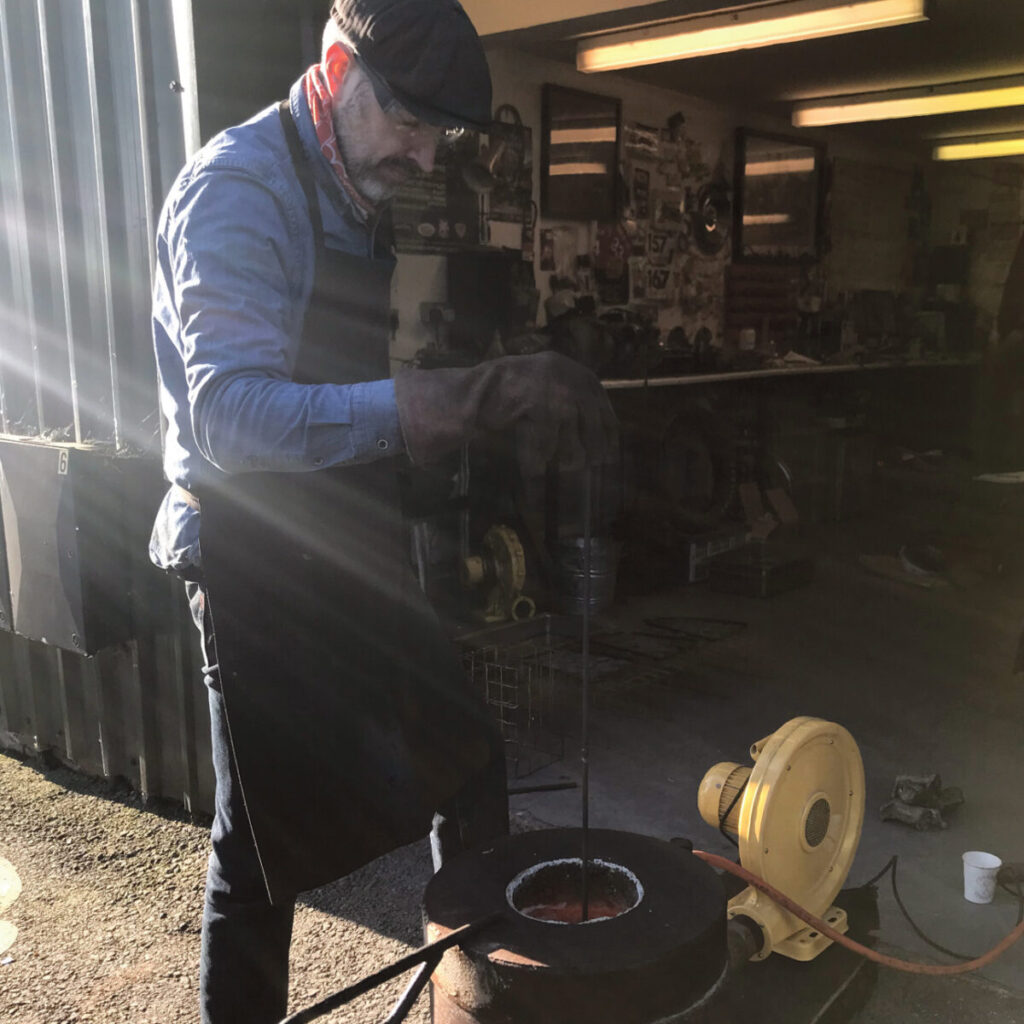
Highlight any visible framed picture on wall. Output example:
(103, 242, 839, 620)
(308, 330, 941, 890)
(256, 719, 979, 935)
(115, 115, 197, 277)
(541, 84, 621, 222)
(733, 128, 825, 263)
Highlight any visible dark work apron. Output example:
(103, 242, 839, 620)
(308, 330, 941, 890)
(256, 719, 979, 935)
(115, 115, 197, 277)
(197, 102, 493, 905)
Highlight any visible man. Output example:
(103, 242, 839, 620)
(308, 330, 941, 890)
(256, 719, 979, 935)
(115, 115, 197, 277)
(149, 1, 616, 1021)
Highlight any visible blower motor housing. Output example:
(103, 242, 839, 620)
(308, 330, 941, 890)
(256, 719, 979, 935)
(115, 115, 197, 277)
(698, 717, 865, 962)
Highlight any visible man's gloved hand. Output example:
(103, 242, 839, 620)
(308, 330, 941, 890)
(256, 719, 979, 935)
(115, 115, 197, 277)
(394, 351, 617, 475)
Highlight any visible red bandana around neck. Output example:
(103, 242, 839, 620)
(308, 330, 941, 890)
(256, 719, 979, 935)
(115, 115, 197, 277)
(301, 43, 377, 217)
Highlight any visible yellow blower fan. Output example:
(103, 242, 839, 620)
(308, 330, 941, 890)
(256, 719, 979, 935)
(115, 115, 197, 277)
(698, 717, 865, 962)
(461, 524, 536, 623)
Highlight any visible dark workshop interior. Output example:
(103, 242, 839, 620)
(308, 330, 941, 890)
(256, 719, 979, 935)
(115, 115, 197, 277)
(4, 1, 1024, 1021)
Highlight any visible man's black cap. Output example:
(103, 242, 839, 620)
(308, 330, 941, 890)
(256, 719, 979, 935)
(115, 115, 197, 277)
(330, 0, 492, 131)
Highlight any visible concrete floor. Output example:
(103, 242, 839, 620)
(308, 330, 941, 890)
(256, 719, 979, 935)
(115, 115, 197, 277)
(508, 508, 1024, 1021)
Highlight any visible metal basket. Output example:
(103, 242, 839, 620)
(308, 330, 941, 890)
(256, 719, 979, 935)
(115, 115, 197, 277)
(459, 616, 577, 778)
(458, 613, 728, 776)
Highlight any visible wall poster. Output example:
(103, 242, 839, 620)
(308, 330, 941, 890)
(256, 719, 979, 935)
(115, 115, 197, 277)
(392, 136, 481, 254)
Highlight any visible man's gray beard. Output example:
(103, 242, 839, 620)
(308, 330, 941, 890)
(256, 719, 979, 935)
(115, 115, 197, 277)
(335, 111, 417, 203)
(347, 162, 390, 203)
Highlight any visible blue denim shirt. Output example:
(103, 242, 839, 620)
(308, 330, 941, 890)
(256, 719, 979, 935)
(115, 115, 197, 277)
(150, 76, 405, 574)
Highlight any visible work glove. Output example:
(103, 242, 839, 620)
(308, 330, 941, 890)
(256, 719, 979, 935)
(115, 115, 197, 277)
(394, 351, 618, 476)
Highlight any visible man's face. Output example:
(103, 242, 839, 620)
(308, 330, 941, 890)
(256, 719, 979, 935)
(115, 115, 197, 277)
(333, 71, 444, 203)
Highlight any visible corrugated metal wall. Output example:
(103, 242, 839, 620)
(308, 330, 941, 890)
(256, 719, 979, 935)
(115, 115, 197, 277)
(0, 0, 186, 449)
(0, 576, 215, 814)
(0, 0, 216, 812)
(0, 0, 321, 813)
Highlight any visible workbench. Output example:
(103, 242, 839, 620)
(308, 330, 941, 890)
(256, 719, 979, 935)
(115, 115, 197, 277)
(601, 354, 980, 391)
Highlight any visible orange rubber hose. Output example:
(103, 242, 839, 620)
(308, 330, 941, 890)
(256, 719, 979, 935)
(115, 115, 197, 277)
(694, 849, 1024, 975)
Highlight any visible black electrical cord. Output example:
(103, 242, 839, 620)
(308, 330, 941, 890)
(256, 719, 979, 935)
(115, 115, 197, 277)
(698, 851, 1024, 976)
(848, 855, 1024, 962)
(710, 779, 1024, 968)
(1001, 875, 1024, 916)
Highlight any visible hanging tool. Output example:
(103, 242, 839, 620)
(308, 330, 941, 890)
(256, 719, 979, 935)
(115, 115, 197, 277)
(461, 104, 526, 194)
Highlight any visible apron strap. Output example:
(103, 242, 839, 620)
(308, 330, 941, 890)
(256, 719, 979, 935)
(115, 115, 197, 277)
(277, 100, 325, 253)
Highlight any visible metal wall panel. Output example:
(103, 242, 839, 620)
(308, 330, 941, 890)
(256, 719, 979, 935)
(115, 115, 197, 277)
(0, 0, 182, 450)
(0, 574, 214, 814)
(0, 0, 323, 815)
(0, 0, 322, 445)
(0, 3, 44, 437)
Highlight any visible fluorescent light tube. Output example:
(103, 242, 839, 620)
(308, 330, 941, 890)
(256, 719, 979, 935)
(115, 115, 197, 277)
(924, 124, 1024, 140)
(793, 74, 1024, 126)
(745, 156, 817, 175)
(933, 132, 1024, 161)
(577, 0, 929, 73)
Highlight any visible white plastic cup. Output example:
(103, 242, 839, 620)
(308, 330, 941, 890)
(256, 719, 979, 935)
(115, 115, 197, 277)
(962, 851, 1002, 904)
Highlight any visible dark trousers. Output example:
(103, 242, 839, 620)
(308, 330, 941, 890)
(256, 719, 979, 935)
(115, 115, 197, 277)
(187, 584, 508, 1024)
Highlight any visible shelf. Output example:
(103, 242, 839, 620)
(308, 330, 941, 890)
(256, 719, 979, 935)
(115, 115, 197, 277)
(602, 355, 980, 390)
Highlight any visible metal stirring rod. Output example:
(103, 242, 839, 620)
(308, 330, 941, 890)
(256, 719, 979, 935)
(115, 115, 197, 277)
(580, 465, 593, 922)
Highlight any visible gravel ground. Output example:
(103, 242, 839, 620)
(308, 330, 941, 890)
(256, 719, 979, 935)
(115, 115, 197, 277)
(6, 731, 1024, 1024)
(0, 749, 459, 1024)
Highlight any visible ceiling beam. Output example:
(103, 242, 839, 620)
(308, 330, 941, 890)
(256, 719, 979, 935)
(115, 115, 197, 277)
(461, 0, 661, 39)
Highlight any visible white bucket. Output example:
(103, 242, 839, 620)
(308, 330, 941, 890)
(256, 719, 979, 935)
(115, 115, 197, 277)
(962, 850, 1002, 904)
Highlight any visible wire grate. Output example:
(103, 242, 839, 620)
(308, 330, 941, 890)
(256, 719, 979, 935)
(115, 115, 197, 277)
(459, 613, 747, 774)
(462, 635, 572, 778)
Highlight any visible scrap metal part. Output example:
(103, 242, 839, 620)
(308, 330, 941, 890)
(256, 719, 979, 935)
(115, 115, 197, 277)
(879, 801, 947, 830)
(880, 774, 964, 830)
